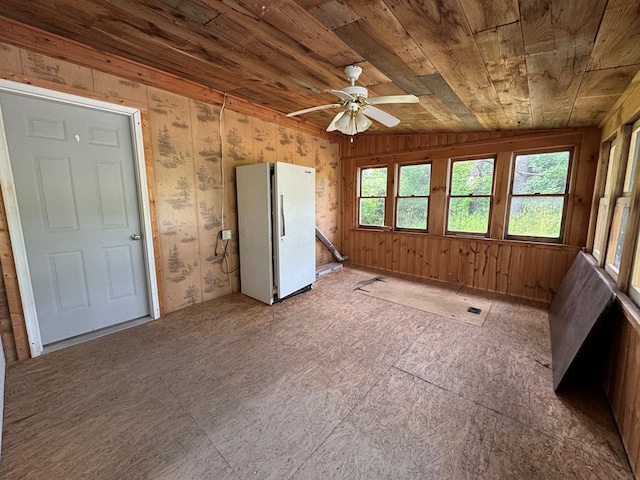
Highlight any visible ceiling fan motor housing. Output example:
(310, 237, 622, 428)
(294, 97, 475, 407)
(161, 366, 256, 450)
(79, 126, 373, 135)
(343, 85, 368, 99)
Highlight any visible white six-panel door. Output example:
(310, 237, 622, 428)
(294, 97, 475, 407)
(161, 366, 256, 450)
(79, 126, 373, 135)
(0, 91, 150, 345)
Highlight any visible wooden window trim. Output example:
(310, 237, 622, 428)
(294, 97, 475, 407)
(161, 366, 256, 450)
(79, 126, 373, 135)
(604, 197, 630, 281)
(357, 165, 388, 229)
(505, 147, 574, 244)
(618, 120, 640, 292)
(394, 161, 432, 232)
(599, 126, 632, 268)
(445, 156, 496, 237)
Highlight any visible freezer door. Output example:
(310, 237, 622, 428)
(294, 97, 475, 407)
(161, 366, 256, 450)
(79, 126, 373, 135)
(236, 163, 275, 304)
(273, 162, 316, 299)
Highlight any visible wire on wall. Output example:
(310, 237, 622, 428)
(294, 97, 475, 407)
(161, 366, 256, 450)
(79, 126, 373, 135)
(219, 93, 227, 230)
(217, 93, 238, 290)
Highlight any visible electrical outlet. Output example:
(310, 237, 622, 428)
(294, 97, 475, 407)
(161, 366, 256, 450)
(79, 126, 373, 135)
(221, 230, 232, 240)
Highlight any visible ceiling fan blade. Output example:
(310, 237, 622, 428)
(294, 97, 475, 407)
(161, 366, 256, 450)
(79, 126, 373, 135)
(367, 94, 420, 105)
(326, 89, 354, 102)
(286, 103, 341, 117)
(326, 111, 346, 132)
(363, 106, 400, 127)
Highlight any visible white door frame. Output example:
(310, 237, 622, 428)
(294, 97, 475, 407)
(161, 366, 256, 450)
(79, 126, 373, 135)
(0, 79, 160, 357)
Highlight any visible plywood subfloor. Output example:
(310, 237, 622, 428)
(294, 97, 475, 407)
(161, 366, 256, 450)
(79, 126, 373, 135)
(355, 275, 492, 326)
(0, 266, 631, 479)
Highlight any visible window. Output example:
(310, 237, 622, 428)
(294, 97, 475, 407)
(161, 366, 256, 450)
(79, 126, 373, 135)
(605, 121, 640, 279)
(396, 163, 431, 230)
(593, 142, 618, 261)
(605, 200, 629, 275)
(506, 150, 571, 240)
(447, 158, 494, 235)
(359, 166, 387, 227)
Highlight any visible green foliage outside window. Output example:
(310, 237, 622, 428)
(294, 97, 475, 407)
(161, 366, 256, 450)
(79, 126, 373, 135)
(360, 167, 387, 226)
(448, 159, 494, 233)
(508, 151, 570, 238)
(397, 164, 431, 229)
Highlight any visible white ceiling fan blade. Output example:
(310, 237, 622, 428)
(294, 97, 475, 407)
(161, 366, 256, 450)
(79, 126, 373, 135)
(326, 111, 346, 132)
(326, 89, 354, 101)
(286, 103, 341, 117)
(367, 94, 419, 105)
(363, 106, 400, 127)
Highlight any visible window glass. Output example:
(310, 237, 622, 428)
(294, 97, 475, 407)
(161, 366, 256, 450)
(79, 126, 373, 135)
(396, 163, 430, 230)
(450, 159, 494, 195)
(512, 151, 569, 194)
(507, 150, 571, 240)
(359, 167, 387, 227)
(605, 201, 629, 275)
(447, 158, 494, 234)
(508, 197, 564, 238)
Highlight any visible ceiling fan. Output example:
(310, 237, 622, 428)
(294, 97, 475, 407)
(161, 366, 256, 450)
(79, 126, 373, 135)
(286, 65, 419, 135)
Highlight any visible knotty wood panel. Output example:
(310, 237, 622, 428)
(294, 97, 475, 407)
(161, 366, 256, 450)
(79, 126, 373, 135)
(345, 230, 580, 302)
(594, 65, 640, 479)
(604, 296, 640, 477)
(0, 42, 340, 359)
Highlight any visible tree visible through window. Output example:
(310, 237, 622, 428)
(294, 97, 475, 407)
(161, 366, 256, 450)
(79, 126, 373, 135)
(396, 163, 431, 230)
(359, 166, 387, 227)
(447, 158, 494, 234)
(507, 150, 571, 239)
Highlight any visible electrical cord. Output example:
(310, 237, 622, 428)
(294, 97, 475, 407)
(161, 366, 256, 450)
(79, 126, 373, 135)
(218, 94, 240, 289)
(214, 232, 239, 275)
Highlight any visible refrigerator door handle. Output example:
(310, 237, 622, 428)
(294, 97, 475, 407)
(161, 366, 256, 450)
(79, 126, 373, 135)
(280, 194, 286, 238)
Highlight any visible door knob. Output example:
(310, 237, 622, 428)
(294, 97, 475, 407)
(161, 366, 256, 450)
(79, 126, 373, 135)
(131, 234, 141, 240)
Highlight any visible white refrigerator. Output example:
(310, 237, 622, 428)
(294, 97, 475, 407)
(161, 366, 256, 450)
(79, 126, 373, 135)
(236, 162, 316, 304)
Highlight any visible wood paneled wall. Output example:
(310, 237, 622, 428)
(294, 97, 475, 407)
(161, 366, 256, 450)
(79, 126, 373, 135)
(605, 297, 640, 477)
(340, 129, 599, 302)
(0, 41, 340, 361)
(346, 231, 580, 302)
(597, 70, 640, 479)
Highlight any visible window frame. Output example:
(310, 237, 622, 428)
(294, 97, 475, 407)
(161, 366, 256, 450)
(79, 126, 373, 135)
(619, 119, 640, 295)
(394, 161, 432, 232)
(357, 165, 388, 229)
(604, 121, 640, 280)
(504, 147, 574, 244)
(445, 155, 496, 237)
(593, 140, 618, 261)
(605, 196, 630, 279)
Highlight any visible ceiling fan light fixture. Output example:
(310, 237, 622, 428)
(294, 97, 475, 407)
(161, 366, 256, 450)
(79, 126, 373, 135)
(335, 111, 372, 136)
(334, 111, 351, 132)
(355, 112, 372, 132)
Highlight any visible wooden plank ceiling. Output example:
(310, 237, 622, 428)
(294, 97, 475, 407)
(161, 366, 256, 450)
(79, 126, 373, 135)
(1, 0, 640, 134)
